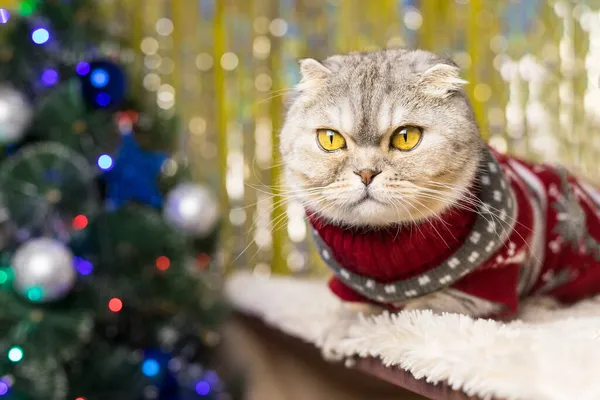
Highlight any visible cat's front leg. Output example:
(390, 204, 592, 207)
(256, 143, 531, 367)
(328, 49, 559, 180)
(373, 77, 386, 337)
(399, 288, 503, 318)
(319, 302, 383, 362)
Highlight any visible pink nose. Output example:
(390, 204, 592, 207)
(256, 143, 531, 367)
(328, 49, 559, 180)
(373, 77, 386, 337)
(355, 170, 380, 186)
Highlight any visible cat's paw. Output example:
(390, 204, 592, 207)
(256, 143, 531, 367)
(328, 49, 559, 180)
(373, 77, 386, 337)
(319, 302, 382, 362)
(398, 289, 503, 318)
(401, 296, 446, 315)
(525, 295, 563, 310)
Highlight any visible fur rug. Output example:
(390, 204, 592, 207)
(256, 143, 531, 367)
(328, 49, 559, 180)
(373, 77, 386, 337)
(226, 272, 600, 400)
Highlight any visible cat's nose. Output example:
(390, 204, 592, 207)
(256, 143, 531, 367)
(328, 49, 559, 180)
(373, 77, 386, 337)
(355, 169, 381, 186)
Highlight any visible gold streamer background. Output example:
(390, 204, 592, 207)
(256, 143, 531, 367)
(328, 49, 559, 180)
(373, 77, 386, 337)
(10, 0, 600, 276)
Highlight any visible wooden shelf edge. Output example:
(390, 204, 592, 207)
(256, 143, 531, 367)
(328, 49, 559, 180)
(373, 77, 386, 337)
(355, 358, 484, 400)
(233, 312, 494, 400)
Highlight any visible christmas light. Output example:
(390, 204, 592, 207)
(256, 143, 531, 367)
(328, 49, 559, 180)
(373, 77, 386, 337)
(96, 92, 110, 107)
(0, 270, 8, 284)
(19, 0, 37, 16)
(90, 68, 109, 88)
(76, 62, 91, 76)
(108, 298, 122, 312)
(97, 154, 114, 170)
(0, 9, 10, 24)
(0, 382, 7, 396)
(142, 359, 160, 377)
(73, 257, 93, 276)
(7, 347, 23, 363)
(156, 256, 170, 271)
(195, 381, 211, 396)
(41, 69, 59, 87)
(72, 214, 88, 230)
(27, 287, 43, 302)
(0, 377, 12, 387)
(31, 28, 50, 45)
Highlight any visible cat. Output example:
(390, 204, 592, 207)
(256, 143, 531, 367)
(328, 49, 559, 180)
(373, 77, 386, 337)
(279, 49, 600, 325)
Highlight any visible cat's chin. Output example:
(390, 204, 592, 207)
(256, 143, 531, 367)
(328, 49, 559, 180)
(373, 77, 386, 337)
(313, 199, 442, 228)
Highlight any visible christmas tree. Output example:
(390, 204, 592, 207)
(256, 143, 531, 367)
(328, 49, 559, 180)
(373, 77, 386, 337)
(0, 1, 240, 399)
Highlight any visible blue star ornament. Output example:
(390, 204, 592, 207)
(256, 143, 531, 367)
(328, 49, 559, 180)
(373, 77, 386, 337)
(104, 134, 168, 209)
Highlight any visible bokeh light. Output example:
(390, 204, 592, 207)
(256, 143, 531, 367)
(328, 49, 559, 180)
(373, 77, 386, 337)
(140, 37, 159, 55)
(97, 154, 114, 171)
(90, 68, 109, 88)
(269, 18, 288, 36)
(27, 287, 43, 302)
(0, 270, 8, 285)
(156, 18, 174, 36)
(18, 0, 36, 16)
(73, 257, 93, 276)
(220, 52, 239, 70)
(72, 215, 88, 230)
(0, 381, 7, 395)
(143, 73, 161, 91)
(31, 28, 50, 44)
(41, 69, 59, 87)
(196, 253, 211, 270)
(0, 9, 10, 24)
(142, 359, 160, 377)
(195, 381, 211, 396)
(76, 62, 91, 76)
(96, 93, 111, 107)
(7, 347, 23, 363)
(404, 7, 423, 30)
(156, 256, 170, 271)
(108, 298, 123, 312)
(195, 53, 213, 71)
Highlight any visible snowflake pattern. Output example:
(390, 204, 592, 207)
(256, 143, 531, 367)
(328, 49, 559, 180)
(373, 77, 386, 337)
(551, 168, 600, 261)
(537, 268, 574, 294)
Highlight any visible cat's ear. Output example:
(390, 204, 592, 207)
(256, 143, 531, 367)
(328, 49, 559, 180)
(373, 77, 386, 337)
(418, 63, 468, 98)
(297, 58, 331, 91)
(299, 58, 332, 80)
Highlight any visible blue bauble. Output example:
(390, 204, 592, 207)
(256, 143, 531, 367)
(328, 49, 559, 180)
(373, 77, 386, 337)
(79, 59, 126, 109)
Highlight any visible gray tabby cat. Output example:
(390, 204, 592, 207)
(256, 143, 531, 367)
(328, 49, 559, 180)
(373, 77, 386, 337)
(280, 49, 502, 316)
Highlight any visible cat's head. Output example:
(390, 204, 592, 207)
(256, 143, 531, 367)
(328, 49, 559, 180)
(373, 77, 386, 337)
(280, 49, 484, 227)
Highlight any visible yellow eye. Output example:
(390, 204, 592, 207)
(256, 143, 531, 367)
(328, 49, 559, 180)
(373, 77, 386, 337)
(390, 126, 423, 151)
(317, 129, 346, 152)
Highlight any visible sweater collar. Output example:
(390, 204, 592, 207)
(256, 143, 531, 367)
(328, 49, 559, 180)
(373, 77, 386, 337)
(308, 147, 517, 303)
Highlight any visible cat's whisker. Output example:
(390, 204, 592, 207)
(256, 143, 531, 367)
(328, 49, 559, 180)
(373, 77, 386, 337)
(401, 197, 451, 249)
(232, 193, 330, 263)
(409, 197, 458, 243)
(417, 181, 533, 234)
(255, 89, 294, 105)
(386, 197, 426, 240)
(408, 191, 507, 244)
(410, 189, 541, 266)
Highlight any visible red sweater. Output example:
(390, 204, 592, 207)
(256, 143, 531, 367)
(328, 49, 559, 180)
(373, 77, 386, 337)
(309, 148, 600, 316)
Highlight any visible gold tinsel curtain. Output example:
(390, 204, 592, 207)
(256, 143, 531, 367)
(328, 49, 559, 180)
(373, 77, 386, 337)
(99, 0, 598, 276)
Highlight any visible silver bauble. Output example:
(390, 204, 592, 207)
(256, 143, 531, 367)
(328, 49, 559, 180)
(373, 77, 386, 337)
(0, 86, 32, 144)
(163, 183, 219, 237)
(12, 238, 76, 302)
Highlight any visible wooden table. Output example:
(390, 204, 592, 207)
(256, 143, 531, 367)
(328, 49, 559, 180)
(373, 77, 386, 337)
(223, 314, 482, 400)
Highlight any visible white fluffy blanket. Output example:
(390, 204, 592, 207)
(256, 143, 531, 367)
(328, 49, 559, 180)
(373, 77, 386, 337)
(226, 272, 600, 400)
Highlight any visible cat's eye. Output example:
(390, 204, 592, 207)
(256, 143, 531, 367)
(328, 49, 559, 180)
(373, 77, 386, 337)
(390, 126, 423, 151)
(316, 129, 346, 152)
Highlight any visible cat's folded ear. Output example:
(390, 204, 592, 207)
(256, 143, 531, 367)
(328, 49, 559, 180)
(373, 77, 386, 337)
(297, 58, 332, 91)
(418, 63, 468, 99)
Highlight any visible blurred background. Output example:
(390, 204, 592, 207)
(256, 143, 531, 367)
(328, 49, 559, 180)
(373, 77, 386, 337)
(0, 0, 599, 398)
(92, 0, 599, 277)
